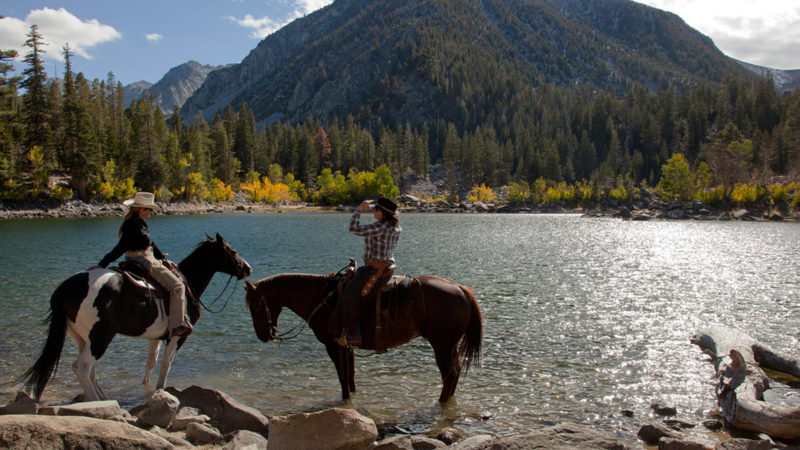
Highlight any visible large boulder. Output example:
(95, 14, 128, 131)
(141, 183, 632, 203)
(39, 400, 133, 422)
(0, 415, 172, 449)
(137, 389, 180, 428)
(168, 406, 211, 431)
(268, 408, 378, 450)
(223, 430, 268, 450)
(166, 385, 268, 435)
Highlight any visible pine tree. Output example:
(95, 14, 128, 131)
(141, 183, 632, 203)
(314, 127, 332, 169)
(59, 45, 101, 198)
(20, 25, 50, 167)
(0, 49, 21, 180)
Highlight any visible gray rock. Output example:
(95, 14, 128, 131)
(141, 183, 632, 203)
(408, 435, 448, 448)
(483, 423, 633, 449)
(147, 425, 194, 448)
(41, 400, 132, 422)
(658, 438, 707, 450)
(437, 427, 464, 445)
(651, 403, 678, 416)
(0, 415, 172, 449)
(137, 389, 180, 428)
(715, 438, 772, 450)
(638, 422, 680, 445)
(454, 434, 494, 450)
(223, 429, 268, 450)
(0, 391, 38, 415)
(185, 421, 224, 445)
(168, 406, 210, 431)
(663, 418, 696, 430)
(166, 385, 268, 435)
(268, 407, 378, 450)
(733, 209, 750, 219)
(374, 435, 414, 450)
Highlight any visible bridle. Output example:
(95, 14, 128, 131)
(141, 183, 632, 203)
(197, 241, 248, 313)
(259, 262, 354, 341)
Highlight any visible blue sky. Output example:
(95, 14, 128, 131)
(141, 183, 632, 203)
(1, 0, 798, 88)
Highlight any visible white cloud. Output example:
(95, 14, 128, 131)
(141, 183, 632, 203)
(0, 7, 121, 62)
(227, 14, 283, 39)
(146, 33, 163, 43)
(635, 0, 800, 69)
(229, 0, 333, 39)
(293, 0, 334, 16)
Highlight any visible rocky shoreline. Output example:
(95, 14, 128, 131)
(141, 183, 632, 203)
(1, 384, 783, 449)
(1, 191, 798, 222)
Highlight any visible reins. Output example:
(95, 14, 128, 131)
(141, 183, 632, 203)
(265, 262, 353, 341)
(197, 274, 237, 313)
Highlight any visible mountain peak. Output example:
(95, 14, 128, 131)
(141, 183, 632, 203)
(181, 0, 753, 128)
(124, 61, 225, 112)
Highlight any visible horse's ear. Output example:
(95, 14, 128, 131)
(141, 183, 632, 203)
(216, 233, 227, 244)
(244, 280, 255, 293)
(206, 233, 213, 241)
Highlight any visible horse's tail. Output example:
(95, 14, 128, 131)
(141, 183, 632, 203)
(22, 280, 69, 401)
(457, 285, 482, 374)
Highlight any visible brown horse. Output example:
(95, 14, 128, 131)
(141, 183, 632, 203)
(243, 264, 482, 403)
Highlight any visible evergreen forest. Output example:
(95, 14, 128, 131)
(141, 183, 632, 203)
(2, 25, 800, 210)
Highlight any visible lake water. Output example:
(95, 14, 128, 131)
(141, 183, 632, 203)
(1, 212, 799, 440)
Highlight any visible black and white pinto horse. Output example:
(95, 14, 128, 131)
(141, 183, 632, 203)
(23, 233, 252, 401)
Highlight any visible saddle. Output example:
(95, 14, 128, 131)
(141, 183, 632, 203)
(334, 259, 414, 353)
(110, 260, 194, 308)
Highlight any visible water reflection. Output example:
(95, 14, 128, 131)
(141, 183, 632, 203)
(1, 213, 799, 439)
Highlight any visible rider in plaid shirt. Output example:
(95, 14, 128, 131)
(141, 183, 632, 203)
(335, 197, 401, 347)
(350, 208, 401, 263)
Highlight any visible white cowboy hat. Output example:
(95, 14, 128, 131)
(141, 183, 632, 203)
(123, 191, 161, 210)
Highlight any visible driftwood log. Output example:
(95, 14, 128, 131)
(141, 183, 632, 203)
(691, 325, 800, 439)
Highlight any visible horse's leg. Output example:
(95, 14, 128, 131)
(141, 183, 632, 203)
(324, 342, 351, 400)
(347, 348, 356, 393)
(67, 329, 102, 401)
(90, 365, 108, 400)
(143, 339, 162, 388)
(155, 337, 181, 390)
(432, 341, 461, 403)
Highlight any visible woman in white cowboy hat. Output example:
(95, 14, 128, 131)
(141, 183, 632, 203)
(96, 191, 193, 338)
(334, 196, 402, 346)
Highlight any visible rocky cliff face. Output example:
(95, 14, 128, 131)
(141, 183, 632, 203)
(738, 61, 800, 93)
(125, 61, 224, 112)
(123, 81, 152, 106)
(180, 0, 754, 127)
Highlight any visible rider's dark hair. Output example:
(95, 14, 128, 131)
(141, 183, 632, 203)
(119, 207, 144, 237)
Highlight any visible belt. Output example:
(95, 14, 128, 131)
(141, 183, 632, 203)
(365, 260, 391, 271)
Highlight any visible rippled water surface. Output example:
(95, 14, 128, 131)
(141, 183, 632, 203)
(2, 212, 799, 439)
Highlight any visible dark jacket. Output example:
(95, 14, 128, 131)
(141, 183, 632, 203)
(98, 217, 165, 268)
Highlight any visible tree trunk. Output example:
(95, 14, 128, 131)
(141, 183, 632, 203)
(691, 325, 800, 439)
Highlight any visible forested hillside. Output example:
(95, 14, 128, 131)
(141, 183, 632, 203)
(1, 4, 799, 210)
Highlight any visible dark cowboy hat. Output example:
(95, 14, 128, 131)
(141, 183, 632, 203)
(374, 196, 399, 218)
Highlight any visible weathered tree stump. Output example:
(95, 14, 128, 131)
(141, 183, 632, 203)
(691, 325, 800, 439)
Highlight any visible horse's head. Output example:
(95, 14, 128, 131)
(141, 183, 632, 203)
(206, 233, 252, 279)
(244, 279, 280, 342)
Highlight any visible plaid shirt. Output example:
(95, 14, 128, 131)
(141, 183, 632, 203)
(349, 210, 402, 264)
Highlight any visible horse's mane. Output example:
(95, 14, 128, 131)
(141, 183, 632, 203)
(260, 272, 334, 287)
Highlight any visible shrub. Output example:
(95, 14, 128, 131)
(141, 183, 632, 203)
(656, 153, 694, 202)
(506, 181, 531, 204)
(694, 185, 725, 205)
(730, 183, 760, 206)
(466, 184, 495, 202)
